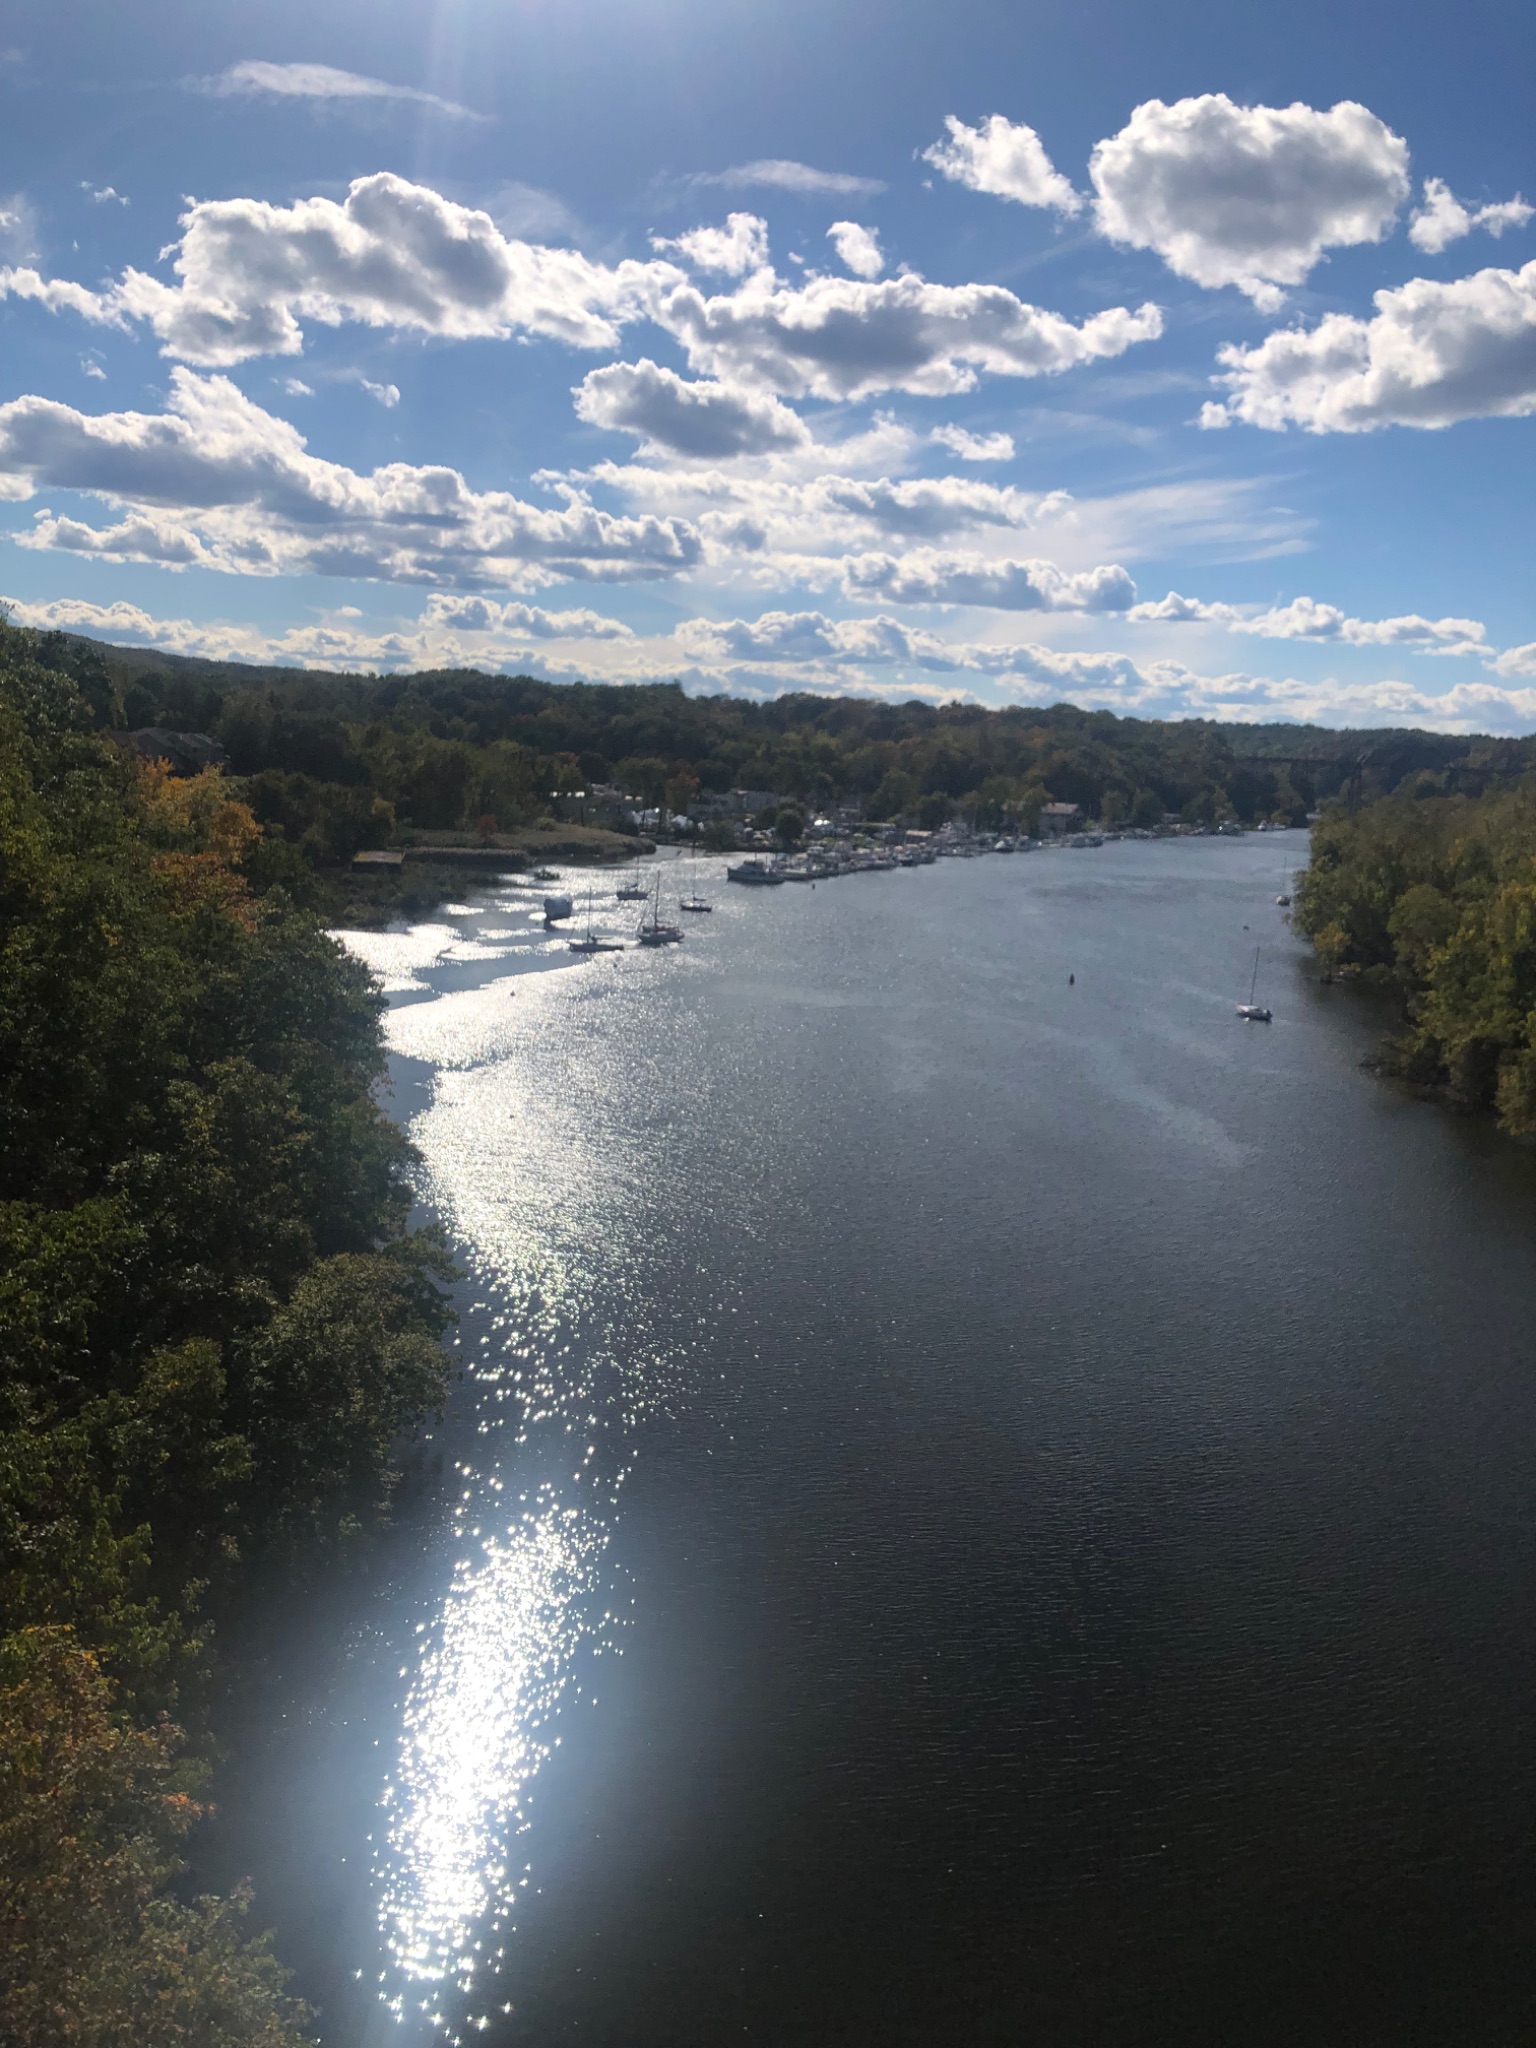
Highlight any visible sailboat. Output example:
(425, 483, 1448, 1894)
(616, 863, 649, 901)
(636, 873, 682, 947)
(569, 889, 624, 954)
(1236, 945, 1272, 1022)
(679, 847, 713, 913)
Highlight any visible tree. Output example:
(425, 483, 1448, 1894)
(774, 803, 805, 846)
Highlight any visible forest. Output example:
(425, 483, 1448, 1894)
(1296, 781, 1536, 1132)
(0, 622, 454, 2043)
(44, 629, 1536, 880)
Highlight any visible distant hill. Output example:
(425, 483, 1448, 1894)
(26, 623, 1536, 855)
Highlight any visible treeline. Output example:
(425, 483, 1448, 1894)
(1296, 782, 1536, 1130)
(50, 632, 1536, 864)
(0, 626, 454, 2042)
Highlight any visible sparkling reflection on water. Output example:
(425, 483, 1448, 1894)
(320, 846, 1536, 2048)
(345, 888, 736, 2032)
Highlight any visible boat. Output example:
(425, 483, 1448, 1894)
(678, 851, 713, 913)
(615, 866, 649, 901)
(542, 893, 574, 924)
(1276, 893, 1292, 907)
(1236, 945, 1272, 1023)
(532, 867, 560, 883)
(636, 875, 683, 947)
(726, 858, 784, 886)
(569, 891, 624, 953)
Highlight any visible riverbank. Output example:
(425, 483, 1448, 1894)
(0, 632, 457, 2044)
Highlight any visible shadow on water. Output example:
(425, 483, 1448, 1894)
(199, 841, 1536, 2048)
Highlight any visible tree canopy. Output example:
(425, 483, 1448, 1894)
(0, 625, 453, 2044)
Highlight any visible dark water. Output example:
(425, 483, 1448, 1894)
(211, 836, 1536, 2047)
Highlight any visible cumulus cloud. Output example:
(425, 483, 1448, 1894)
(652, 213, 770, 276)
(199, 60, 483, 121)
(1207, 258, 1536, 431)
(0, 593, 634, 673)
(13, 587, 1536, 733)
(930, 424, 1014, 461)
(3, 173, 678, 365)
(826, 221, 884, 279)
(922, 115, 1082, 216)
(420, 594, 634, 638)
(1090, 95, 1410, 308)
(1129, 588, 1489, 653)
(696, 160, 885, 197)
(0, 267, 128, 329)
(573, 358, 809, 457)
(360, 376, 400, 407)
(1408, 176, 1533, 255)
(678, 609, 942, 665)
(656, 270, 1162, 399)
(0, 172, 1160, 414)
(0, 370, 701, 586)
(843, 547, 1136, 612)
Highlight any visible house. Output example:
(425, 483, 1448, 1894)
(1039, 801, 1083, 838)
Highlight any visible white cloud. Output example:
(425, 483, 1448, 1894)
(677, 609, 942, 665)
(1208, 258, 1536, 431)
(1408, 177, 1533, 255)
(1129, 588, 1489, 653)
(0, 370, 701, 586)
(280, 376, 314, 397)
(843, 547, 1137, 611)
(0, 266, 127, 328)
(81, 357, 106, 381)
(930, 424, 1014, 461)
(921, 115, 1082, 216)
(1090, 95, 1410, 308)
(356, 375, 401, 408)
(0, 172, 1161, 415)
(1493, 642, 1536, 678)
(82, 183, 128, 206)
(573, 358, 809, 458)
(826, 221, 884, 279)
(10, 173, 679, 365)
(200, 60, 483, 121)
(12, 587, 1536, 734)
(656, 270, 1162, 399)
(696, 160, 885, 197)
(652, 213, 770, 276)
(420, 594, 634, 639)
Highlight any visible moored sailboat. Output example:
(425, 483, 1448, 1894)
(1236, 945, 1272, 1022)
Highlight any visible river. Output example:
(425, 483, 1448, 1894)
(206, 832, 1536, 2047)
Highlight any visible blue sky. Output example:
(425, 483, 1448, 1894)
(1, 0, 1533, 728)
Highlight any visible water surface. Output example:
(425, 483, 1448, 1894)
(214, 836, 1536, 2046)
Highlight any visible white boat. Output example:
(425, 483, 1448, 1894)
(569, 891, 624, 952)
(636, 875, 682, 946)
(1236, 946, 1272, 1022)
(542, 893, 574, 924)
(726, 858, 784, 886)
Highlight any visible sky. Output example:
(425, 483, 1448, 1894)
(0, 0, 1533, 730)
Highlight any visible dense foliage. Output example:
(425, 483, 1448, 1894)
(60, 633, 1536, 856)
(1296, 783, 1536, 1129)
(0, 627, 453, 2043)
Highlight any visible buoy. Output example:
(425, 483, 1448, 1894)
(1068, 973, 1075, 986)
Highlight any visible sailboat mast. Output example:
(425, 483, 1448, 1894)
(1249, 946, 1260, 1004)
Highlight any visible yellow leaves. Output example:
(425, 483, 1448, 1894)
(135, 762, 263, 927)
